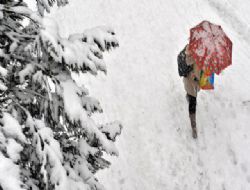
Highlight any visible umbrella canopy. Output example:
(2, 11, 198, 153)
(188, 20, 232, 75)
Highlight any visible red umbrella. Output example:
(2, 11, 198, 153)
(188, 20, 232, 75)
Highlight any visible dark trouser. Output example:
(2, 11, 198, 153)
(186, 94, 196, 114)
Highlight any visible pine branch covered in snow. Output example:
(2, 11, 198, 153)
(36, 0, 69, 16)
(0, 1, 122, 190)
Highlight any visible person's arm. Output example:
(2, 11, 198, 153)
(192, 64, 201, 82)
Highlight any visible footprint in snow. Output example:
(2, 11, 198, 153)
(119, 178, 125, 185)
(241, 163, 248, 173)
(247, 176, 250, 183)
(227, 146, 237, 165)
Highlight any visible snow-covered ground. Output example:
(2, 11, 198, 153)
(52, 0, 250, 189)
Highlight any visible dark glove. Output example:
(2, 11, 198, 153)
(194, 77, 199, 82)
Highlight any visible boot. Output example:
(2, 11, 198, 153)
(189, 113, 197, 139)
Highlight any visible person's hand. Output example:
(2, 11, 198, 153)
(194, 77, 199, 82)
(190, 73, 199, 82)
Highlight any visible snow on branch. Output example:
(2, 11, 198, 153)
(69, 26, 119, 52)
(99, 121, 123, 142)
(0, 1, 122, 189)
(40, 18, 119, 75)
(37, 0, 69, 15)
(0, 153, 25, 190)
(0, 3, 41, 23)
(61, 79, 120, 156)
(1, 113, 26, 143)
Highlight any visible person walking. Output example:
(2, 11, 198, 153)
(178, 44, 200, 138)
(178, 21, 233, 139)
(183, 45, 201, 138)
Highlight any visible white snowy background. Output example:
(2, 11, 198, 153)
(34, 0, 250, 189)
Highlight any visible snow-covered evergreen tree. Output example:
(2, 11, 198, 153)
(0, 1, 122, 189)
